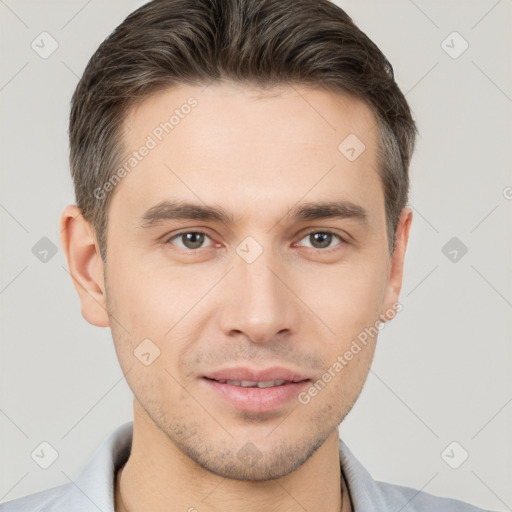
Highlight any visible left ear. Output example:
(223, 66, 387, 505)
(380, 207, 413, 320)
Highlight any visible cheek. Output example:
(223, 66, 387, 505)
(107, 264, 212, 374)
(109, 261, 186, 329)
(330, 343, 376, 410)
(296, 259, 388, 335)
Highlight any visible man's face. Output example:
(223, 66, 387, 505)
(98, 82, 407, 480)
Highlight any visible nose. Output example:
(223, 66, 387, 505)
(218, 245, 302, 345)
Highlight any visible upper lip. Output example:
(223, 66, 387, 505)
(204, 366, 311, 383)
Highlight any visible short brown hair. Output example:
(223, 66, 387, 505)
(69, 0, 417, 261)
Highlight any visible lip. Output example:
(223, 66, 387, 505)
(204, 366, 311, 383)
(202, 366, 311, 413)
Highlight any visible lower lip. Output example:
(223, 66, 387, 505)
(202, 378, 310, 413)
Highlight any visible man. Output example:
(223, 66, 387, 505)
(0, 0, 496, 511)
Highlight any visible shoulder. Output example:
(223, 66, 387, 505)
(374, 479, 494, 512)
(0, 483, 71, 512)
(338, 437, 496, 511)
(0, 422, 133, 512)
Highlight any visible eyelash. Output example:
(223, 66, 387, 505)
(164, 229, 347, 252)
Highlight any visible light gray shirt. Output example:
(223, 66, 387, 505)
(0, 421, 494, 511)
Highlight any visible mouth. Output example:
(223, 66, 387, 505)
(201, 368, 311, 413)
(206, 378, 295, 388)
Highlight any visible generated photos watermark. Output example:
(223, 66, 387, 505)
(298, 301, 402, 405)
(93, 96, 198, 201)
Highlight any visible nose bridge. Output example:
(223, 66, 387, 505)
(219, 240, 299, 343)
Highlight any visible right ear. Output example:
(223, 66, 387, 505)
(60, 204, 110, 327)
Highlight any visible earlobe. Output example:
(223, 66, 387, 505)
(60, 205, 110, 328)
(380, 207, 413, 321)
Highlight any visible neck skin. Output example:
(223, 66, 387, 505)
(114, 400, 350, 512)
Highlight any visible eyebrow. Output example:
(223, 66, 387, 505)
(291, 201, 367, 223)
(138, 200, 234, 228)
(137, 199, 368, 228)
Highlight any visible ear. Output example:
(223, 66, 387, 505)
(380, 207, 413, 321)
(60, 204, 110, 327)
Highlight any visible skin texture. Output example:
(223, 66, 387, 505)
(60, 82, 412, 512)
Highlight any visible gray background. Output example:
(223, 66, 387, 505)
(1, 0, 511, 509)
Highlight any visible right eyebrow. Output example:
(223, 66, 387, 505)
(138, 200, 234, 228)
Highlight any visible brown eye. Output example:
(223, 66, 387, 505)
(168, 231, 212, 250)
(298, 231, 343, 250)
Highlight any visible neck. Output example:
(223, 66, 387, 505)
(115, 402, 347, 512)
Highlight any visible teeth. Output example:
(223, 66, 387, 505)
(222, 379, 287, 388)
(257, 380, 286, 388)
(234, 380, 259, 387)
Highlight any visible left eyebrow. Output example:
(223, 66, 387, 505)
(288, 200, 368, 224)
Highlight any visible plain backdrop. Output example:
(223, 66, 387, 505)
(0, 0, 511, 509)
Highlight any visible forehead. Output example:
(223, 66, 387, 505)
(124, 82, 378, 152)
(112, 82, 383, 226)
